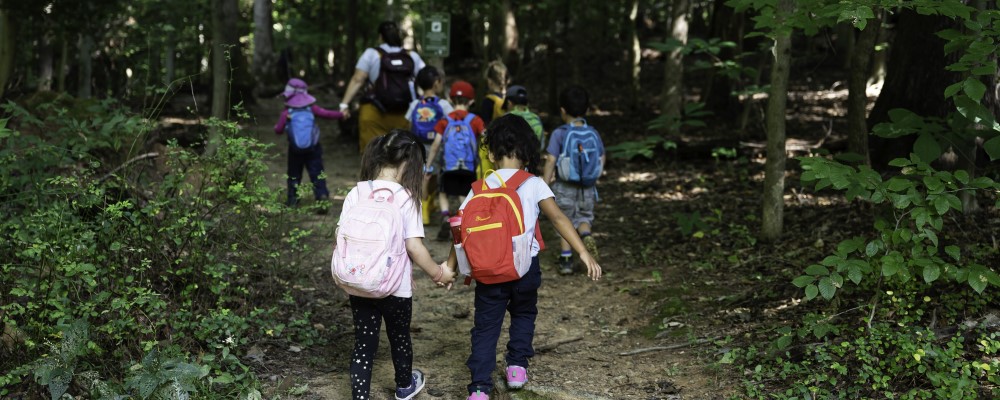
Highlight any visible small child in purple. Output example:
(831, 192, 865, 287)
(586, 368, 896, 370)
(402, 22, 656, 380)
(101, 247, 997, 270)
(273, 78, 345, 208)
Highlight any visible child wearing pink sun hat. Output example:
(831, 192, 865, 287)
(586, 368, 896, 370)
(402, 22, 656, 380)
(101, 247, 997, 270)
(274, 78, 345, 212)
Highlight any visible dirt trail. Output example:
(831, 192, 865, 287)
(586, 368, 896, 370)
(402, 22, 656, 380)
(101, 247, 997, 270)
(248, 96, 731, 400)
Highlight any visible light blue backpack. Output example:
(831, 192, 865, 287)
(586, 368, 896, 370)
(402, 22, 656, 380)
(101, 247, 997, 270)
(287, 107, 319, 152)
(556, 119, 602, 187)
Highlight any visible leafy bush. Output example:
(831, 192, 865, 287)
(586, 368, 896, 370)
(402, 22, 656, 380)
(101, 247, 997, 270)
(0, 100, 314, 398)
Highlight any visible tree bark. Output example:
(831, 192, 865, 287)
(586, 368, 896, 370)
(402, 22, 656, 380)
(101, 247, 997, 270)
(207, 0, 237, 156)
(38, 34, 53, 92)
(252, 0, 276, 84)
(164, 33, 175, 86)
(661, 0, 689, 121)
(846, 13, 881, 166)
(56, 35, 67, 92)
(626, 0, 641, 109)
(761, 0, 794, 243)
(77, 34, 94, 99)
(502, 0, 519, 74)
(868, 10, 960, 167)
(704, 0, 745, 119)
(0, 7, 11, 100)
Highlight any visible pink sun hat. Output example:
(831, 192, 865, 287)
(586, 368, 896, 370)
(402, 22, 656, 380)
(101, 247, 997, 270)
(283, 78, 317, 108)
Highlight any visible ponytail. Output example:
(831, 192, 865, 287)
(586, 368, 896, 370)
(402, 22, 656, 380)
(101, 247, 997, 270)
(378, 21, 403, 47)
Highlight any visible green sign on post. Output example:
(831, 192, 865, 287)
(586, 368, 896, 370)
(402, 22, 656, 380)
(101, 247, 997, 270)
(423, 13, 450, 57)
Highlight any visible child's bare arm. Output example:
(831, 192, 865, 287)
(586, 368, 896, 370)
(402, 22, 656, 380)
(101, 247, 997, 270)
(405, 238, 455, 285)
(539, 198, 602, 281)
(543, 154, 557, 184)
(426, 135, 442, 171)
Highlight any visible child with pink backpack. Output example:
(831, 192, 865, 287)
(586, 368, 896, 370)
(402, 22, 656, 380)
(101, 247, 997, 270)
(331, 129, 456, 400)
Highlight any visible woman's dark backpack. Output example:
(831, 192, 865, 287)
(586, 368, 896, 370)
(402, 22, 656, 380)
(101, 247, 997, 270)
(370, 48, 416, 113)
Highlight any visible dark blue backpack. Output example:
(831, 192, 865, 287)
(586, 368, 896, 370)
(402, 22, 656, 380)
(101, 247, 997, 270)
(556, 119, 603, 187)
(442, 114, 477, 172)
(287, 107, 319, 152)
(409, 96, 445, 143)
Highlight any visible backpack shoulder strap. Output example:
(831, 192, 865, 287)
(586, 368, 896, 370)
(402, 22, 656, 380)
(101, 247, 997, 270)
(504, 170, 535, 189)
(462, 113, 476, 124)
(356, 181, 373, 199)
(374, 47, 386, 57)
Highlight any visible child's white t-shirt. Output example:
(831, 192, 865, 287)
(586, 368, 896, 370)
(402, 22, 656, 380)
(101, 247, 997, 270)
(459, 169, 554, 257)
(339, 180, 425, 298)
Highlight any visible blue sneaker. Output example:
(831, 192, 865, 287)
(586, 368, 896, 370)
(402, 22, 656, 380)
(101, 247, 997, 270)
(395, 369, 426, 400)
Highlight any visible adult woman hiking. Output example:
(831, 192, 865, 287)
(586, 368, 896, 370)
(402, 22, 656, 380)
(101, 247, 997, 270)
(340, 21, 426, 153)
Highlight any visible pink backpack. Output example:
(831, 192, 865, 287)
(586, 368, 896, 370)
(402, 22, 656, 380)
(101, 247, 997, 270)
(331, 182, 408, 298)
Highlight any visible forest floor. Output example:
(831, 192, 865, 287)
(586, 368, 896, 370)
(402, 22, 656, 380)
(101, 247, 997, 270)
(239, 81, 865, 400)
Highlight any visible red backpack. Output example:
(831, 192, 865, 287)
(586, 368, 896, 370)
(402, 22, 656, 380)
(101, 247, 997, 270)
(456, 170, 544, 284)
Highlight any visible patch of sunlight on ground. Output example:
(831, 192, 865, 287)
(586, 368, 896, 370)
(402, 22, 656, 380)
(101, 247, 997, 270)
(617, 172, 658, 183)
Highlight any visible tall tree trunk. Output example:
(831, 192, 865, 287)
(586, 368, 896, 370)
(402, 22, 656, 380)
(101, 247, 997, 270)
(704, 0, 744, 118)
(343, 0, 358, 79)
(77, 34, 94, 99)
(207, 0, 237, 156)
(661, 0, 689, 121)
(867, 10, 960, 167)
(626, 0, 641, 109)
(252, 0, 276, 84)
(56, 36, 68, 92)
(761, 0, 794, 243)
(502, 0, 519, 74)
(846, 13, 881, 166)
(38, 35, 53, 92)
(164, 33, 175, 85)
(0, 7, 11, 100)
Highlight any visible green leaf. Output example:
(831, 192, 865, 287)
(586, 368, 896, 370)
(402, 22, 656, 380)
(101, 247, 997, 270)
(983, 136, 1000, 161)
(818, 278, 837, 300)
(886, 178, 913, 192)
(805, 264, 830, 276)
(865, 240, 880, 257)
(945, 245, 961, 261)
(923, 264, 941, 283)
(775, 334, 793, 350)
(963, 78, 987, 101)
(923, 176, 944, 193)
(913, 133, 942, 163)
(847, 266, 863, 284)
(805, 284, 819, 300)
(969, 268, 988, 293)
(933, 195, 950, 215)
(944, 81, 963, 98)
(793, 275, 816, 288)
(954, 169, 970, 184)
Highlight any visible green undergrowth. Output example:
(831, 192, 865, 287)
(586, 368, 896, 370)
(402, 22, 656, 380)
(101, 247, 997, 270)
(0, 99, 325, 399)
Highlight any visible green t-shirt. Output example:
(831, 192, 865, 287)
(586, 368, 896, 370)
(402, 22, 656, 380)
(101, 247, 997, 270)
(508, 109, 544, 149)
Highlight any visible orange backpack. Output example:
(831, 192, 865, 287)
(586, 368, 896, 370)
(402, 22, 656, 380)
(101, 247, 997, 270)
(456, 170, 544, 284)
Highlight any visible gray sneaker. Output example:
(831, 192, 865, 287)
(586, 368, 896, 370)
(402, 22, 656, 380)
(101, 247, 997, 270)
(395, 369, 425, 400)
(558, 256, 573, 275)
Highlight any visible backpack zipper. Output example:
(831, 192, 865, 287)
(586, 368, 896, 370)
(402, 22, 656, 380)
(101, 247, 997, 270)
(467, 222, 503, 234)
(468, 193, 524, 232)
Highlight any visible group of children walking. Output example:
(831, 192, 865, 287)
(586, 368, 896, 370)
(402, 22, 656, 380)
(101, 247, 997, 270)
(275, 54, 607, 400)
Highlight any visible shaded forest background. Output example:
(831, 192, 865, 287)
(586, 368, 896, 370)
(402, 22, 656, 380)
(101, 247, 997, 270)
(2, 0, 1000, 399)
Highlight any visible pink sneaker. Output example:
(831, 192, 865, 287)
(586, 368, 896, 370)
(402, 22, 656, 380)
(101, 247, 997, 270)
(506, 365, 528, 389)
(467, 390, 489, 400)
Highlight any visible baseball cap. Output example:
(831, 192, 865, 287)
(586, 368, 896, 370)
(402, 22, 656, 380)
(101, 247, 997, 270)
(507, 85, 528, 105)
(450, 80, 476, 100)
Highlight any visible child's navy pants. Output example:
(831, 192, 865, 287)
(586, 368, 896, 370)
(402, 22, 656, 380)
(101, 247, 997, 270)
(467, 256, 541, 395)
(287, 144, 329, 205)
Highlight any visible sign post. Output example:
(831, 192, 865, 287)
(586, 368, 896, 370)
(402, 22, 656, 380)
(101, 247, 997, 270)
(422, 13, 450, 58)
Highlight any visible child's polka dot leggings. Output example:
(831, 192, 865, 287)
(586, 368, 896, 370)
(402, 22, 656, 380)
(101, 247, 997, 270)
(349, 295, 413, 399)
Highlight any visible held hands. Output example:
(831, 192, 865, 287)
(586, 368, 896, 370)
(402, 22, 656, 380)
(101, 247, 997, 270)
(434, 262, 456, 290)
(579, 252, 602, 281)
